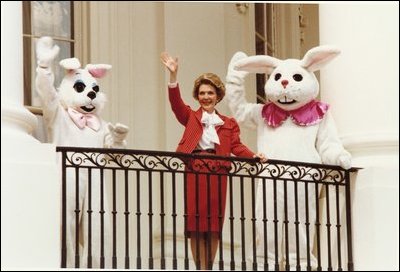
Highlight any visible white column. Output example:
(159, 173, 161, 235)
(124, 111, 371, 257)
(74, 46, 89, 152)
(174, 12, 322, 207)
(1, 2, 60, 268)
(319, 3, 399, 270)
(1, 2, 37, 142)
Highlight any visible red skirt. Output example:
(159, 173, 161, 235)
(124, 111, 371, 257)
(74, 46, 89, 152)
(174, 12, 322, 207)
(185, 152, 229, 234)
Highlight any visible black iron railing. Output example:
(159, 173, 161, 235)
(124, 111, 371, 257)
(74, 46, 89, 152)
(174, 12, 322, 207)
(56, 146, 358, 270)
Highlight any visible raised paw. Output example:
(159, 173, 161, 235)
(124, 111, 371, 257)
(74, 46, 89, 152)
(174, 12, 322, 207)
(227, 51, 249, 82)
(338, 153, 352, 170)
(36, 36, 60, 68)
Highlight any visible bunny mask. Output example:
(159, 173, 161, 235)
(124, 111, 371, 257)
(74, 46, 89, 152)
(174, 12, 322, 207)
(58, 58, 110, 115)
(233, 46, 341, 129)
(234, 46, 339, 112)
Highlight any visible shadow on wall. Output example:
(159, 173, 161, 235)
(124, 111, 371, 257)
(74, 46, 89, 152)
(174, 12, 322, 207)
(33, 114, 48, 143)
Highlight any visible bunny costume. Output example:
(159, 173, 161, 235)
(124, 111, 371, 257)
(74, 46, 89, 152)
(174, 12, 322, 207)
(35, 37, 129, 267)
(225, 46, 351, 269)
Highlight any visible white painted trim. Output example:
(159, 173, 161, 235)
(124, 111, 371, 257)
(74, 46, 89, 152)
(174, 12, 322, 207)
(341, 132, 399, 153)
(1, 103, 38, 143)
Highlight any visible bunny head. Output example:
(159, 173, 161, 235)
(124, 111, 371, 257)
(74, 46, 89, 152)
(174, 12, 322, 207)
(58, 58, 111, 115)
(234, 45, 340, 111)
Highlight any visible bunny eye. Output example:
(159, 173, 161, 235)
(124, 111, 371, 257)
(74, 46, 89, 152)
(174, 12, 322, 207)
(93, 85, 99, 93)
(73, 81, 86, 93)
(274, 73, 282, 81)
(293, 74, 303, 81)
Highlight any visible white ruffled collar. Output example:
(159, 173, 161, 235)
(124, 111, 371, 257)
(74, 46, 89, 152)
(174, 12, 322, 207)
(199, 110, 224, 148)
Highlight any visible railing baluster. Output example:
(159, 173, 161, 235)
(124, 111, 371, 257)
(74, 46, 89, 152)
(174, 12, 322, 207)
(315, 182, 321, 271)
(207, 173, 212, 270)
(112, 169, 117, 269)
(345, 171, 354, 271)
(148, 171, 154, 269)
(100, 168, 105, 268)
(87, 168, 93, 268)
(183, 173, 189, 270)
(251, 177, 257, 271)
(262, 178, 268, 271)
(273, 178, 279, 271)
(229, 175, 235, 271)
(160, 171, 166, 269)
(195, 172, 200, 270)
(136, 170, 141, 269)
(171, 172, 178, 270)
(325, 183, 333, 271)
(294, 179, 300, 271)
(335, 182, 342, 271)
(218, 174, 224, 270)
(74, 167, 80, 268)
(124, 169, 130, 269)
(304, 180, 311, 271)
(240, 176, 246, 271)
(61, 151, 67, 268)
(284, 179, 290, 271)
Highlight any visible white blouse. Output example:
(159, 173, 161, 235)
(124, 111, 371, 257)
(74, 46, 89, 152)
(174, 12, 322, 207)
(198, 110, 224, 150)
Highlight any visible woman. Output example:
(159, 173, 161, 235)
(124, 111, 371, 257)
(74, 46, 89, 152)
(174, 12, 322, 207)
(161, 52, 267, 270)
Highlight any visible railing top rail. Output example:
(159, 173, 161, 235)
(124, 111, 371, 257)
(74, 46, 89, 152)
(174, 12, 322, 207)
(56, 146, 360, 172)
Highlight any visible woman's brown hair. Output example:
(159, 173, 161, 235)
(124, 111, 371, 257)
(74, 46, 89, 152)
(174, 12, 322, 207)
(192, 73, 226, 102)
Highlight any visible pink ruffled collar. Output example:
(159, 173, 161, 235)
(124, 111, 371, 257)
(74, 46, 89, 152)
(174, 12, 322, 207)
(261, 100, 329, 128)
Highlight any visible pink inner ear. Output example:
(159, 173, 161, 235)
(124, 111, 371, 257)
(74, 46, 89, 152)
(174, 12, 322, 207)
(88, 68, 107, 78)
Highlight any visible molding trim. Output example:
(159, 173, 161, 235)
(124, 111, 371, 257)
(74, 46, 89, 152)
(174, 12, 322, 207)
(235, 3, 249, 14)
(1, 102, 38, 142)
(341, 132, 399, 154)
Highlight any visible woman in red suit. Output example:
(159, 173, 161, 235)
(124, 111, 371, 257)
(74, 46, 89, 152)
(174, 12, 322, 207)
(161, 52, 267, 270)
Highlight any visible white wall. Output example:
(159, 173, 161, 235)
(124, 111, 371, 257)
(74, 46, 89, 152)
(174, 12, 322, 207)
(319, 3, 399, 270)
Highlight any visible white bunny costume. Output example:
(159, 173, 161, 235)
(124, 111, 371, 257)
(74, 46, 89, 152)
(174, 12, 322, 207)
(225, 46, 351, 269)
(35, 37, 128, 267)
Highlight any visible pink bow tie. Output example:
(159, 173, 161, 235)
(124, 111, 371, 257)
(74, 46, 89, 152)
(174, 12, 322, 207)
(67, 108, 101, 131)
(261, 100, 329, 128)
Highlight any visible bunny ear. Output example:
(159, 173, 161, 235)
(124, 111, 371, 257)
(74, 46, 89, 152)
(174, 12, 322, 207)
(59, 58, 81, 70)
(301, 45, 341, 72)
(234, 55, 281, 74)
(85, 64, 112, 78)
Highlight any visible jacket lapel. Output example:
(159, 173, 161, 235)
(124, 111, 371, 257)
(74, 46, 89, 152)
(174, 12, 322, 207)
(195, 108, 203, 124)
(216, 111, 226, 132)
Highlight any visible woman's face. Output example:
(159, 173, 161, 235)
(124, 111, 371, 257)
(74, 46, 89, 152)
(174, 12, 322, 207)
(198, 84, 218, 113)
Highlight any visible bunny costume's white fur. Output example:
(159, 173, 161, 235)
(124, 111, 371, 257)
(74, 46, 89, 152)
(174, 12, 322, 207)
(35, 37, 128, 267)
(226, 46, 351, 268)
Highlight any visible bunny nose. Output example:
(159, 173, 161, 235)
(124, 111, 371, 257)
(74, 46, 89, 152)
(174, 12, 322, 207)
(281, 80, 289, 88)
(87, 91, 97, 100)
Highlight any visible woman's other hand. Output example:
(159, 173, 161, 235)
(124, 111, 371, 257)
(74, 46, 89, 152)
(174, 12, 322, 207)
(253, 153, 268, 163)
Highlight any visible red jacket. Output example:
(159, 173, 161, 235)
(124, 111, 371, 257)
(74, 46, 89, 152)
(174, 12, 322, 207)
(168, 84, 255, 158)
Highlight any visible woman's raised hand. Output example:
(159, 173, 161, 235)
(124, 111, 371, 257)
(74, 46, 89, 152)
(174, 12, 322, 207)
(161, 52, 178, 74)
(161, 52, 178, 83)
